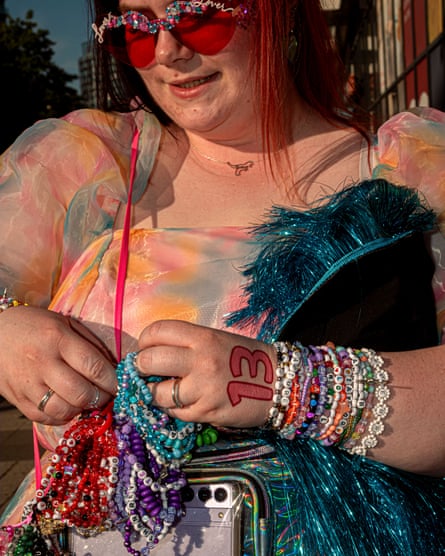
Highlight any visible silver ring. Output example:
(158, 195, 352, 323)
(37, 388, 55, 412)
(87, 386, 100, 409)
(171, 378, 184, 409)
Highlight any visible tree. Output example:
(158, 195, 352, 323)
(0, 11, 84, 152)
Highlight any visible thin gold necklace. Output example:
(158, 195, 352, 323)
(190, 143, 255, 176)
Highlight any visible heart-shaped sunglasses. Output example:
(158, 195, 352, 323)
(93, 1, 251, 68)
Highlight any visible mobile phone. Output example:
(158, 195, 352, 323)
(70, 480, 242, 555)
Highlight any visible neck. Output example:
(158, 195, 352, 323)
(187, 140, 261, 176)
(182, 123, 267, 174)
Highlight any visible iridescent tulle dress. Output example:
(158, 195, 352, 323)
(1, 107, 444, 554)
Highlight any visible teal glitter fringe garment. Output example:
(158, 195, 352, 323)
(225, 180, 445, 555)
(197, 435, 445, 555)
(228, 179, 437, 342)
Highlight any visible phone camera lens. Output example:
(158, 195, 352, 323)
(198, 487, 212, 502)
(181, 486, 195, 503)
(214, 487, 228, 503)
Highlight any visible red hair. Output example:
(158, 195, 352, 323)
(252, 0, 369, 167)
(92, 0, 369, 150)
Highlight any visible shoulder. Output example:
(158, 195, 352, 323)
(8, 108, 159, 160)
(61, 108, 160, 146)
(372, 107, 445, 223)
(1, 108, 162, 200)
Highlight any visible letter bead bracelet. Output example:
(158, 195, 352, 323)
(267, 341, 391, 457)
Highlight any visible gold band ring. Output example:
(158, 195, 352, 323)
(37, 388, 55, 412)
(171, 378, 184, 409)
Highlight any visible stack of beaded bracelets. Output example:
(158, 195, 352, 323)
(266, 341, 390, 456)
(0, 291, 26, 313)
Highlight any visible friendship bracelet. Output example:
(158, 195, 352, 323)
(3, 352, 218, 556)
(0, 290, 27, 313)
(342, 349, 390, 456)
(264, 341, 305, 430)
(269, 341, 390, 457)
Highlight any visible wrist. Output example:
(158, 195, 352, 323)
(264, 340, 391, 457)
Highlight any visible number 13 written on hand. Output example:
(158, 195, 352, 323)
(227, 346, 274, 406)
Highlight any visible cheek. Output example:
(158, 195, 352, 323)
(136, 69, 160, 97)
(226, 25, 254, 59)
(219, 28, 255, 86)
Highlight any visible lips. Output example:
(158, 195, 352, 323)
(177, 77, 211, 88)
(171, 73, 218, 89)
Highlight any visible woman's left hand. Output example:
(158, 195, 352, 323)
(136, 320, 277, 428)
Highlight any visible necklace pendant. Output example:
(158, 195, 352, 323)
(227, 160, 255, 176)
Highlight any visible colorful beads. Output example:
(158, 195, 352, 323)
(93, 2, 209, 44)
(2, 403, 118, 554)
(2, 524, 49, 555)
(112, 414, 186, 553)
(196, 425, 219, 447)
(114, 353, 200, 466)
(2, 351, 218, 555)
(0, 290, 27, 313)
(111, 351, 205, 552)
(269, 342, 390, 456)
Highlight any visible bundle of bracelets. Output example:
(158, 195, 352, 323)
(1, 337, 390, 555)
(1, 352, 216, 556)
(268, 341, 390, 455)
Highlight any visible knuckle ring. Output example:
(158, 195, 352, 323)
(87, 385, 100, 409)
(38, 388, 55, 412)
(171, 377, 184, 409)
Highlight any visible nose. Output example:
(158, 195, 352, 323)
(154, 29, 195, 65)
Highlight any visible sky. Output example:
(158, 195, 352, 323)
(6, 0, 90, 90)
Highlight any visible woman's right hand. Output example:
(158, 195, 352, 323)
(0, 306, 118, 424)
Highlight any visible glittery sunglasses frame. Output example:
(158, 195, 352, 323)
(92, 0, 252, 67)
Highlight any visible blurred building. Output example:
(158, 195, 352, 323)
(326, 0, 444, 128)
(78, 40, 97, 108)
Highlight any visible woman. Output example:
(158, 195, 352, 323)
(0, 0, 444, 554)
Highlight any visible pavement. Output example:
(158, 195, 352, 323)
(0, 397, 34, 516)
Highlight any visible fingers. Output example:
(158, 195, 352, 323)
(135, 320, 278, 428)
(0, 307, 118, 425)
(30, 317, 117, 423)
(136, 320, 208, 377)
(135, 322, 197, 411)
(136, 345, 193, 380)
(37, 388, 55, 412)
(171, 377, 185, 409)
(151, 377, 191, 411)
(60, 317, 118, 396)
(29, 372, 107, 425)
(139, 320, 201, 349)
(133, 347, 192, 410)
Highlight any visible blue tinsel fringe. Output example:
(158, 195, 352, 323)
(225, 179, 444, 554)
(227, 179, 437, 341)
(264, 436, 445, 555)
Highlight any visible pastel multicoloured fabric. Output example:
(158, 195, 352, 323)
(0, 107, 444, 554)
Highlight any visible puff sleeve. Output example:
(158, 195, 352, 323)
(0, 109, 157, 306)
(373, 107, 445, 338)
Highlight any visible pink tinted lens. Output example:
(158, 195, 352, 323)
(103, 9, 238, 68)
(173, 10, 237, 56)
(125, 28, 156, 67)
